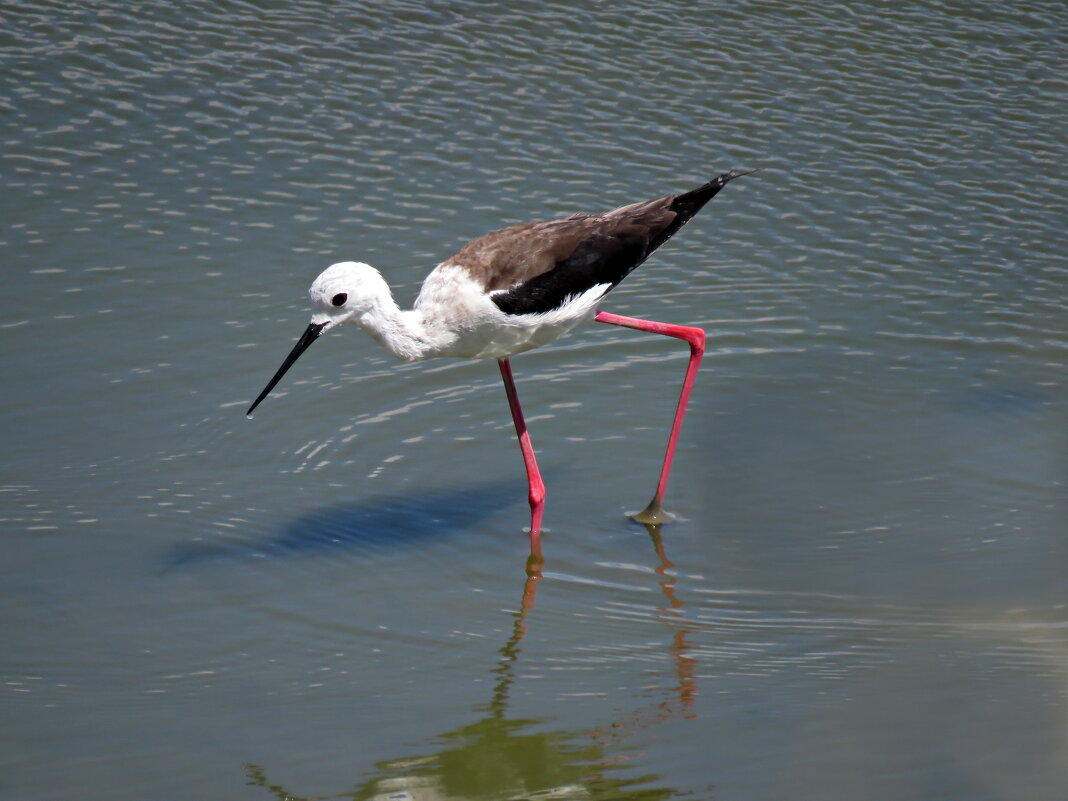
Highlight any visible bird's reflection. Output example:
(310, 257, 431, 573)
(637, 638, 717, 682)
(592, 524, 699, 753)
(245, 523, 695, 801)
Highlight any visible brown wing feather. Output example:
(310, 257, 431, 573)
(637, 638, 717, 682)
(448, 196, 677, 293)
(447, 171, 749, 315)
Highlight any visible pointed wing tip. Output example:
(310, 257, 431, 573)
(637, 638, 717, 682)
(722, 167, 762, 182)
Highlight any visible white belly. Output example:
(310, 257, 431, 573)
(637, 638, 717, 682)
(448, 308, 598, 360)
(413, 264, 610, 361)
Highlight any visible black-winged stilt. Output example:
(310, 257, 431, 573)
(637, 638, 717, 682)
(247, 170, 751, 553)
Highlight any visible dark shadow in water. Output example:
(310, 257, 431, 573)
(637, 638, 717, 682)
(244, 522, 698, 801)
(958, 384, 1049, 418)
(162, 479, 522, 573)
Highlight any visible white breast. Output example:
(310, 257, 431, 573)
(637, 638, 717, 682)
(411, 264, 610, 360)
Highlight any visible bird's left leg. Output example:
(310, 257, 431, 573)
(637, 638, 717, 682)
(594, 310, 706, 524)
(498, 359, 546, 557)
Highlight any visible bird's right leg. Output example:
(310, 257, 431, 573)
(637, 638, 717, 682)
(594, 310, 706, 524)
(498, 359, 546, 558)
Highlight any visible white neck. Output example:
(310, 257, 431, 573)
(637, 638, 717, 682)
(349, 277, 454, 362)
(355, 304, 435, 362)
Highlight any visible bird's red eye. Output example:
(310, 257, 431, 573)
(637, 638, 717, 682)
(331, 293, 348, 307)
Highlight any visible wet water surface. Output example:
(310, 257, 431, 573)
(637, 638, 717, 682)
(2, 1, 1066, 799)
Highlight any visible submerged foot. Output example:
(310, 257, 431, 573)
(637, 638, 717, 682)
(630, 494, 676, 526)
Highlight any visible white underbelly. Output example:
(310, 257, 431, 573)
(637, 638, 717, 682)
(440, 310, 596, 360)
(412, 265, 610, 361)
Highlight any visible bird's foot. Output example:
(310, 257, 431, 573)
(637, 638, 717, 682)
(630, 494, 676, 526)
(526, 529, 544, 577)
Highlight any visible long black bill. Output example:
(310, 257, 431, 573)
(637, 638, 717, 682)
(246, 322, 327, 417)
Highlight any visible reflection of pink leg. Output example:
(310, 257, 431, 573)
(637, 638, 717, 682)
(594, 310, 706, 524)
(499, 359, 546, 549)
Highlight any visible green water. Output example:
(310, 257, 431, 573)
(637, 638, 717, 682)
(2, 1, 1065, 799)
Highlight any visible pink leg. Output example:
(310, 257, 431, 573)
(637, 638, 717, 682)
(499, 359, 546, 550)
(594, 310, 706, 524)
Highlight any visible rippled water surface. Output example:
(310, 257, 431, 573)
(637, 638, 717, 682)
(3, 1, 1066, 799)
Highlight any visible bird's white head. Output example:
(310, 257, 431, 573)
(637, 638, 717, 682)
(246, 261, 391, 418)
(307, 261, 390, 334)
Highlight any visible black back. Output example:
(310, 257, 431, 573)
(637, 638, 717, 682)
(489, 170, 748, 316)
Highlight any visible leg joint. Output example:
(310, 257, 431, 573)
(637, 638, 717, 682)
(528, 483, 546, 509)
(683, 325, 706, 354)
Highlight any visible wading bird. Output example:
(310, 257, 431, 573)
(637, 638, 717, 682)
(248, 170, 751, 550)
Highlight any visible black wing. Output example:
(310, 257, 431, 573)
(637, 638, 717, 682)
(483, 170, 747, 316)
